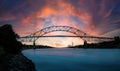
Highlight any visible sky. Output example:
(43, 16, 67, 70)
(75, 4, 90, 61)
(0, 0, 120, 47)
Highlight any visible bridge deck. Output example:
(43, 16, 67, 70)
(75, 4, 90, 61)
(20, 35, 114, 39)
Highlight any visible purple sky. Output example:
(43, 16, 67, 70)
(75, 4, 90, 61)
(0, 0, 120, 47)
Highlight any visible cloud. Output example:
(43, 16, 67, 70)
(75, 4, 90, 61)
(0, 0, 120, 47)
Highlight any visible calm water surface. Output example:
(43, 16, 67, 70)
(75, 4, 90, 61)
(22, 48, 120, 71)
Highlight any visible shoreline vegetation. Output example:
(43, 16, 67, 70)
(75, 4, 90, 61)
(0, 24, 36, 71)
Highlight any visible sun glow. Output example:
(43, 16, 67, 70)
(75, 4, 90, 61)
(36, 37, 84, 48)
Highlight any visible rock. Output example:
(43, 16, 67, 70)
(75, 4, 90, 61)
(8, 54, 36, 71)
(0, 24, 36, 71)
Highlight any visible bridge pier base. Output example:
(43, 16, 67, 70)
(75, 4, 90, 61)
(84, 40, 87, 48)
(33, 41, 36, 49)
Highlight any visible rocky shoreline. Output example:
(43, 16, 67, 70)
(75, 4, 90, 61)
(0, 24, 36, 71)
(0, 51, 36, 71)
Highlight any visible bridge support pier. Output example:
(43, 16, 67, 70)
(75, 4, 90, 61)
(83, 33, 87, 48)
(33, 41, 36, 49)
(84, 40, 87, 48)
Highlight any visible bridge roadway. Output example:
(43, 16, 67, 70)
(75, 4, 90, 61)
(20, 35, 114, 39)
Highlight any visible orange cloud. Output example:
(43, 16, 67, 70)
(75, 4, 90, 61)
(12, 0, 118, 39)
(0, 0, 119, 47)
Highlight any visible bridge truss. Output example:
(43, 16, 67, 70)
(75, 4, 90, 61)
(18, 26, 114, 46)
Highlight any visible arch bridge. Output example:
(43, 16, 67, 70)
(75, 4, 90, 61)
(18, 26, 114, 48)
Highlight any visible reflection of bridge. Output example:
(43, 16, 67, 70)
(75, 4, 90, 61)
(18, 26, 114, 48)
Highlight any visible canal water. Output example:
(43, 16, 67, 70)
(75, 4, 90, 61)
(22, 48, 120, 71)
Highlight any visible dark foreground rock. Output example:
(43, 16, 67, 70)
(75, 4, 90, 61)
(0, 24, 36, 71)
(0, 52, 36, 71)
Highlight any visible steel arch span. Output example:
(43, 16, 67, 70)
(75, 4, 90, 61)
(34, 26, 87, 38)
(20, 26, 88, 42)
(19, 26, 114, 46)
